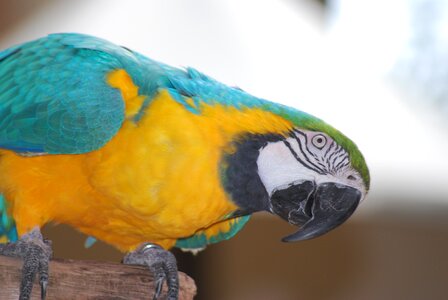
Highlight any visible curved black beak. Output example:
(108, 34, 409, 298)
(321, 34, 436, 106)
(270, 181, 361, 242)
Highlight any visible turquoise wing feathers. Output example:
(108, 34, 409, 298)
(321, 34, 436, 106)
(0, 34, 128, 154)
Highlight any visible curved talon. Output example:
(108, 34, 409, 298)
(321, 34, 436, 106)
(153, 275, 165, 300)
(123, 243, 179, 300)
(41, 281, 47, 300)
(39, 240, 51, 300)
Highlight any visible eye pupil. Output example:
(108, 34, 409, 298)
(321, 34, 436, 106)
(312, 134, 326, 149)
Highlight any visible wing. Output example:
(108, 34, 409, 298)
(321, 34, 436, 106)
(175, 215, 251, 250)
(0, 33, 132, 154)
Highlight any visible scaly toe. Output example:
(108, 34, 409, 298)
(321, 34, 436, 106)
(124, 243, 179, 300)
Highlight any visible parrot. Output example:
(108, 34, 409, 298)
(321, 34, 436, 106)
(0, 33, 369, 300)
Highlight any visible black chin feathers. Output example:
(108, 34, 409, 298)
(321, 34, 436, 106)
(221, 133, 284, 213)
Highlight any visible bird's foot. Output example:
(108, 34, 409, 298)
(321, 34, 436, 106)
(0, 227, 52, 300)
(123, 243, 179, 300)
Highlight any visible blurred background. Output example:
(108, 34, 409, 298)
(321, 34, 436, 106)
(1, 0, 448, 299)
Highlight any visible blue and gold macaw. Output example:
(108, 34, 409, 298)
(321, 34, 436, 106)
(0, 33, 369, 300)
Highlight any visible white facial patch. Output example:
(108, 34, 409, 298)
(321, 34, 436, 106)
(257, 140, 317, 196)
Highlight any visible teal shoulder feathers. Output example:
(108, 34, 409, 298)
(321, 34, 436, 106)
(0, 34, 125, 154)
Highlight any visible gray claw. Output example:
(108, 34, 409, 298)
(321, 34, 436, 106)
(123, 243, 179, 300)
(153, 276, 165, 300)
(41, 280, 47, 300)
(39, 247, 50, 300)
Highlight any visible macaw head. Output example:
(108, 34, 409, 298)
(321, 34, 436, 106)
(223, 113, 369, 242)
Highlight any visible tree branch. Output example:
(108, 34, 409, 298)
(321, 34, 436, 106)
(0, 255, 196, 299)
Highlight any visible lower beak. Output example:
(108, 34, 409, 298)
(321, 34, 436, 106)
(270, 181, 361, 242)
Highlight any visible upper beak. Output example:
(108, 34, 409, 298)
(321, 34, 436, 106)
(270, 181, 362, 242)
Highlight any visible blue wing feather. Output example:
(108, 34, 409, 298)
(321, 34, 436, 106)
(0, 34, 128, 154)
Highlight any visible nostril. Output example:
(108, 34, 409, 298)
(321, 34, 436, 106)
(347, 175, 356, 181)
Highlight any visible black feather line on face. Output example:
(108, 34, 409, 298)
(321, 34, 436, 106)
(291, 130, 326, 174)
(333, 161, 350, 173)
(324, 141, 335, 158)
(331, 152, 346, 168)
(283, 140, 325, 175)
(314, 158, 328, 170)
(334, 155, 349, 170)
(326, 144, 343, 166)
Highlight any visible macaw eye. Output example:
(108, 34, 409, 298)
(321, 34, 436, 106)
(311, 134, 327, 149)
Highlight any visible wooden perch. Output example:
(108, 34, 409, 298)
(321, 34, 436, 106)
(0, 256, 196, 300)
